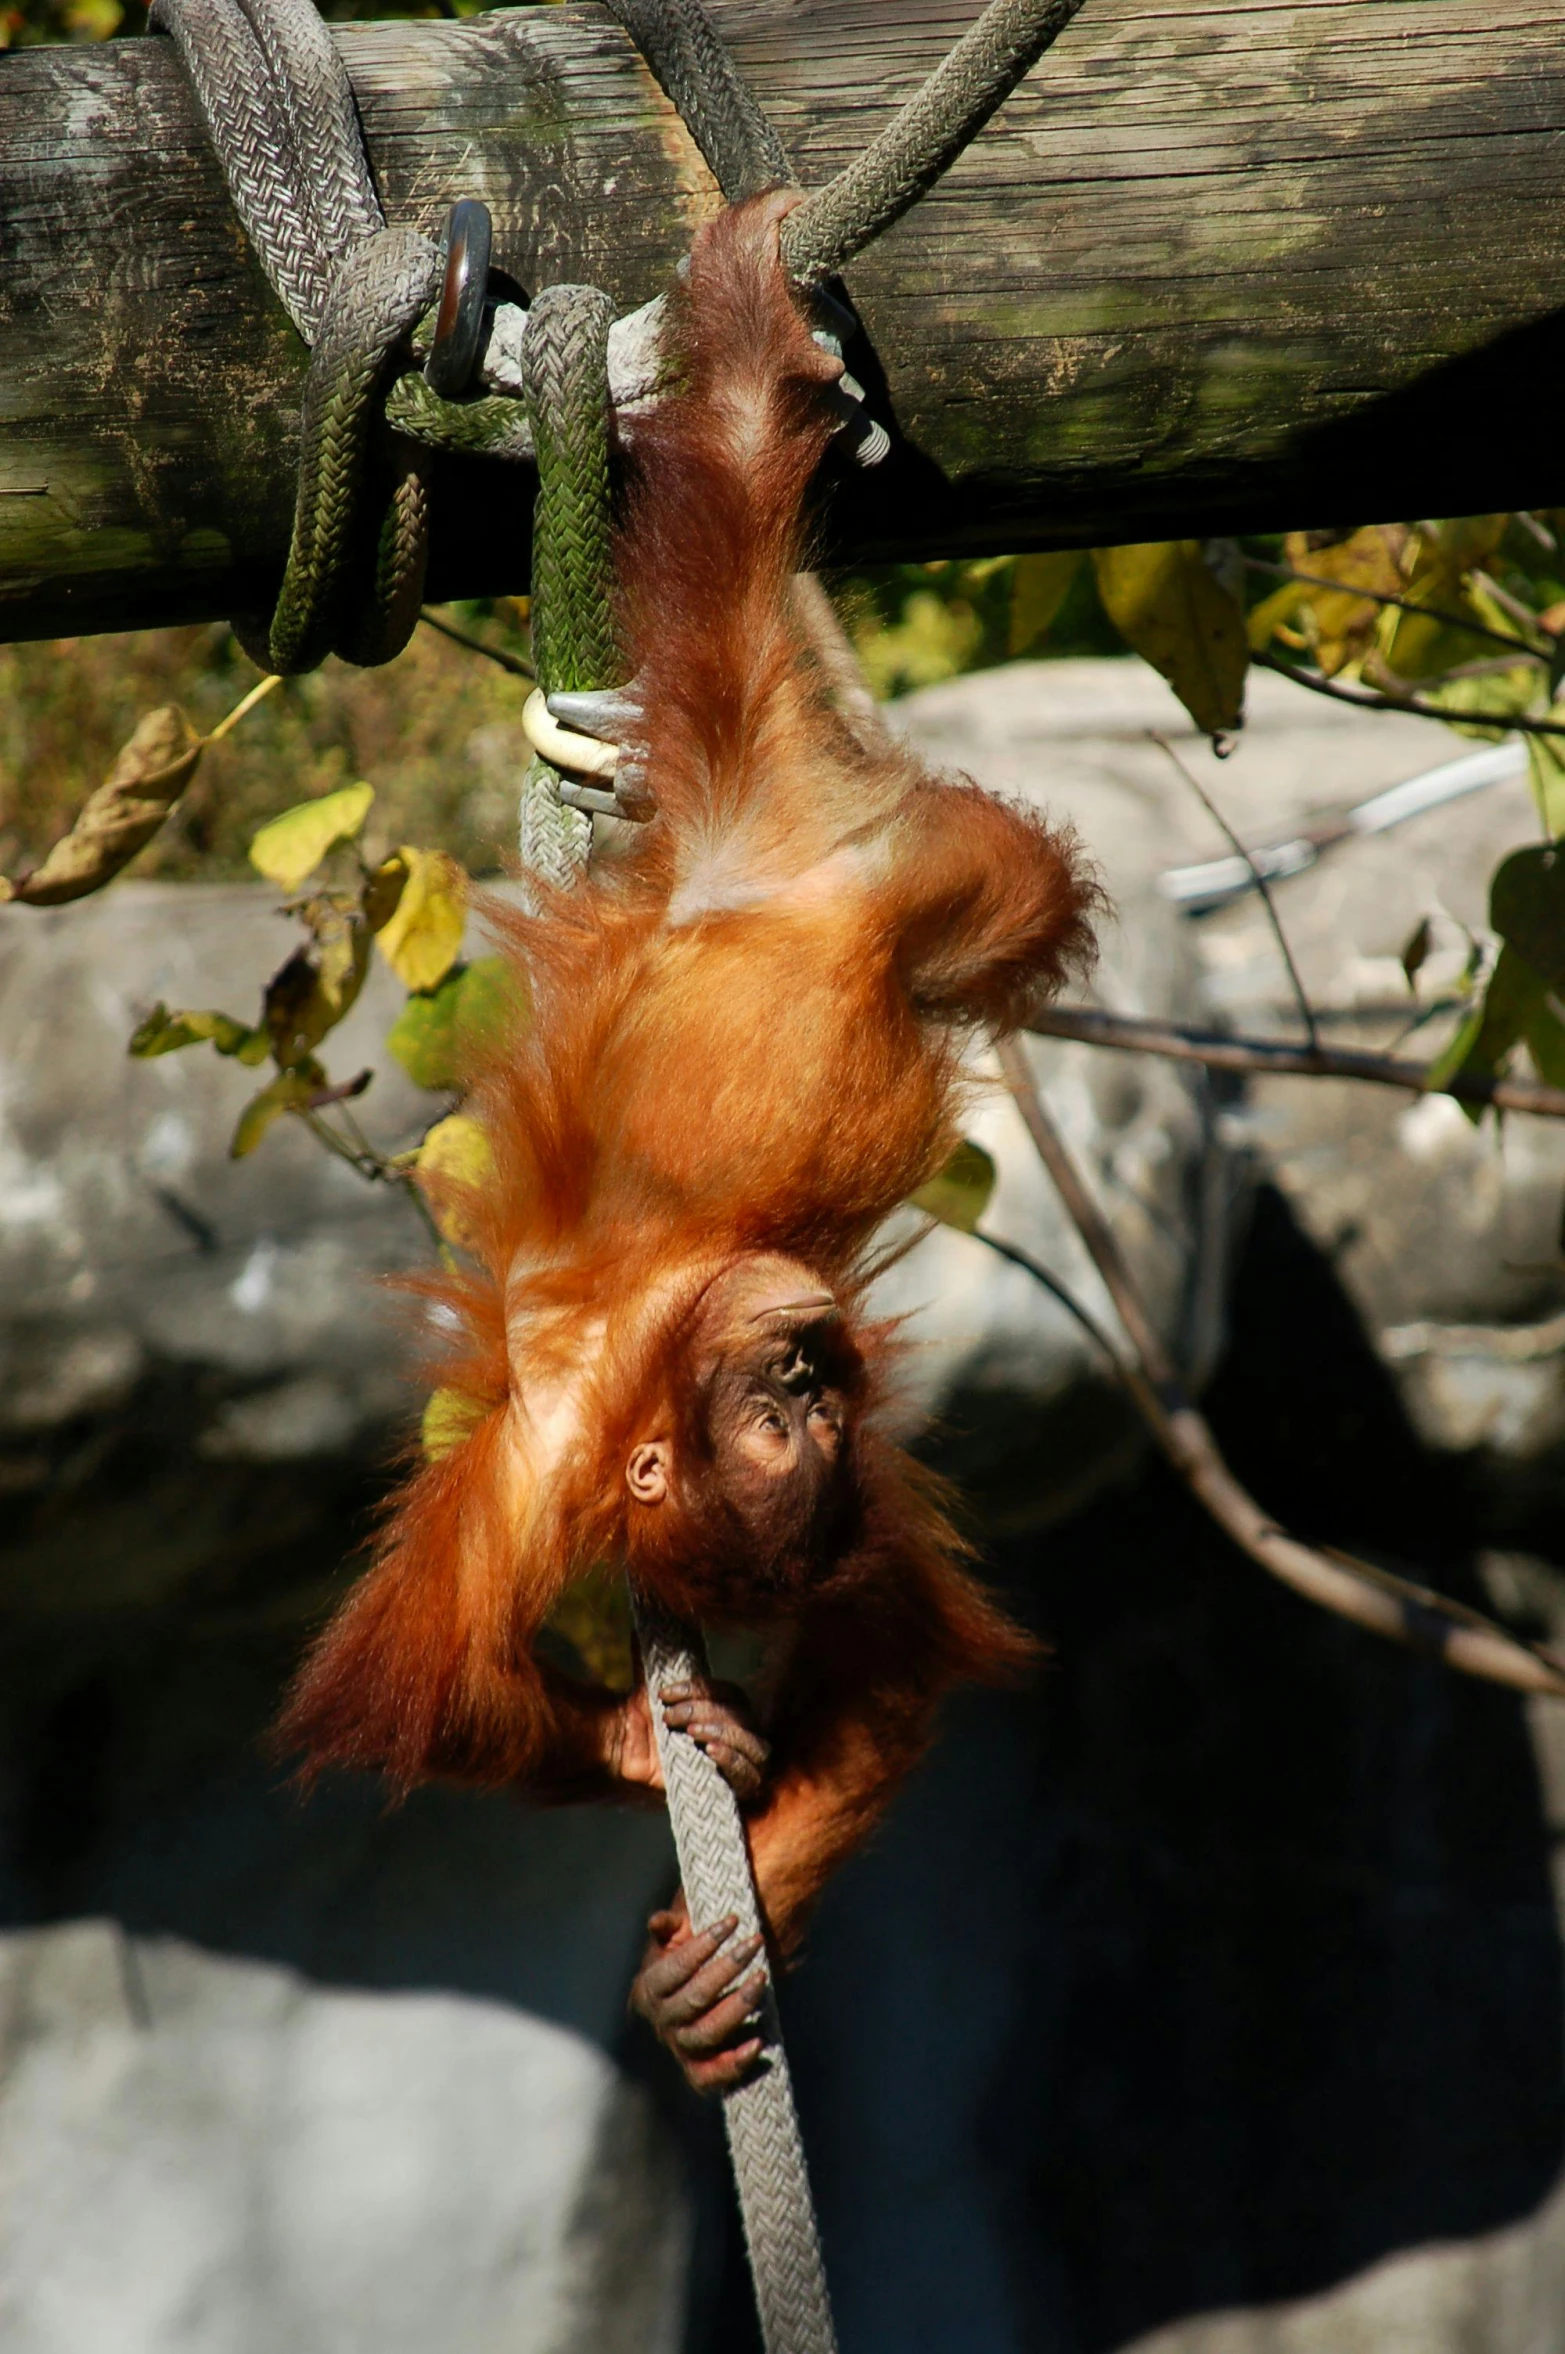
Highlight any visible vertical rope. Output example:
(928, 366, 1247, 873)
(516, 272, 838, 2354)
(633, 1598, 839, 2354)
(517, 284, 618, 885)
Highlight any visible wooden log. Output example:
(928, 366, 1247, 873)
(5, 0, 1565, 641)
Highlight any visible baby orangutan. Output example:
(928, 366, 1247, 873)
(278, 192, 1097, 2091)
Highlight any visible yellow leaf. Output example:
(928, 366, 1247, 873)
(1008, 551, 1081, 657)
(249, 781, 375, 890)
(374, 847, 467, 991)
(422, 1385, 489, 1461)
(128, 1003, 267, 1063)
(910, 1138, 996, 1234)
(1245, 576, 1313, 654)
(8, 706, 201, 906)
(1281, 526, 1409, 676)
(415, 1111, 494, 1247)
(1093, 543, 1247, 738)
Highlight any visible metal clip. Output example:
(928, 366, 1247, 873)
(424, 198, 493, 400)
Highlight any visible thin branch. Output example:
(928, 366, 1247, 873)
(1148, 729, 1320, 1050)
(204, 669, 282, 746)
(1256, 649, 1565, 740)
(419, 608, 536, 680)
(295, 1105, 449, 1254)
(992, 1034, 1565, 1700)
(1244, 555, 1544, 662)
(968, 1228, 1134, 1375)
(1026, 1003, 1565, 1122)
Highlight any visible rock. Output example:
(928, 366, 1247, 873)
(0, 1919, 686, 2354)
(901, 657, 1565, 1472)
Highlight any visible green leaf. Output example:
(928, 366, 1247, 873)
(910, 1138, 996, 1233)
(540, 1562, 636, 1693)
(249, 781, 375, 890)
(1092, 542, 1247, 739)
(128, 1002, 268, 1064)
(1490, 845, 1565, 994)
(372, 846, 467, 991)
(1427, 944, 1544, 1122)
(229, 1065, 323, 1159)
(1525, 999, 1565, 1089)
(1417, 665, 1539, 738)
(385, 956, 522, 1090)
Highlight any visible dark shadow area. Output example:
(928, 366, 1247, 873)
(1, 1187, 1561, 2353)
(689, 1185, 1565, 2353)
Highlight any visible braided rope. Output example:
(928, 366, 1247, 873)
(517, 284, 619, 890)
(516, 279, 837, 2350)
(152, 0, 333, 334)
(780, 0, 1088, 283)
(239, 226, 439, 674)
(635, 1598, 839, 2354)
(156, 0, 434, 669)
(602, 0, 791, 202)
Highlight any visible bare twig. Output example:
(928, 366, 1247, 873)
(419, 608, 536, 679)
(1148, 729, 1320, 1050)
(204, 669, 282, 745)
(1243, 555, 1545, 662)
(993, 1034, 1565, 1699)
(1256, 649, 1565, 740)
(1025, 1003, 1565, 1121)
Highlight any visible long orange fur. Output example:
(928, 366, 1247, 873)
(277, 192, 1098, 1945)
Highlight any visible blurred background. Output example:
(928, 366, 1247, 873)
(5, 607, 1565, 2353)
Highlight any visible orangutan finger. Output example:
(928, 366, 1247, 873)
(655, 1934, 763, 2027)
(671, 1973, 769, 2057)
(686, 2037, 764, 2093)
(638, 1920, 749, 2010)
(636, 1916, 736, 2004)
(700, 1741, 763, 1800)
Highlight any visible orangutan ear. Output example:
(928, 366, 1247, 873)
(626, 1441, 671, 1506)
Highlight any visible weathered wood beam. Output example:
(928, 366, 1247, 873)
(4, 0, 1565, 642)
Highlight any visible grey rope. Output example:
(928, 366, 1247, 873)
(154, 0, 438, 669)
(602, 0, 792, 202)
(780, 0, 1088, 283)
(635, 1598, 839, 2354)
(515, 279, 837, 2348)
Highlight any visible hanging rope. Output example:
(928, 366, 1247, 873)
(511, 232, 839, 2354)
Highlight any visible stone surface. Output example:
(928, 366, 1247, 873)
(902, 659, 1565, 1472)
(0, 1920, 685, 2354)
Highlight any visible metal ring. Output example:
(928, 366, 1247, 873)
(424, 198, 493, 400)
